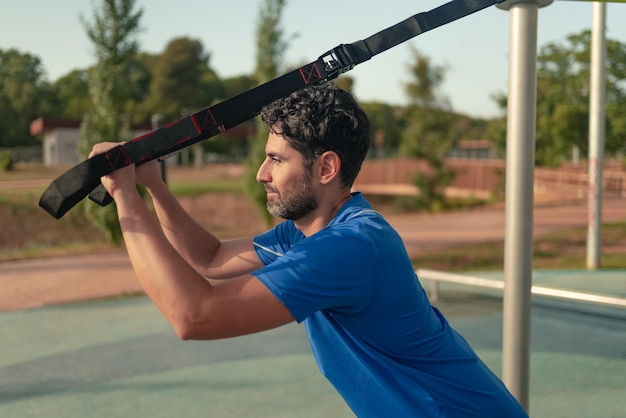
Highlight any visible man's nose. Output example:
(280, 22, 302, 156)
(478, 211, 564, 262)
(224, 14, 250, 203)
(256, 158, 270, 183)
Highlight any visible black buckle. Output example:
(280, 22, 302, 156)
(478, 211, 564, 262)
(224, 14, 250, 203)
(319, 44, 356, 80)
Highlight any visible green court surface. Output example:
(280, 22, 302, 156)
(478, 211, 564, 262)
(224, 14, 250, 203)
(1, 269, 625, 417)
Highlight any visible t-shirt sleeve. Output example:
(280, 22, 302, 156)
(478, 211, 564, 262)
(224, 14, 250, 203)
(253, 221, 302, 264)
(252, 227, 375, 323)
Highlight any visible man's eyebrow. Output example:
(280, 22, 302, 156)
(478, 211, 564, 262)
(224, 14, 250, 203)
(267, 151, 288, 160)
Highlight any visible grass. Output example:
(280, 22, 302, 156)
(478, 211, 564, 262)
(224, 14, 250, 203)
(0, 187, 114, 261)
(0, 163, 250, 261)
(168, 179, 244, 197)
(411, 220, 626, 271)
(1, 163, 625, 271)
(368, 194, 493, 214)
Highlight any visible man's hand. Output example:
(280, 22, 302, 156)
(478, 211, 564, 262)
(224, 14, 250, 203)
(135, 159, 163, 191)
(88, 142, 136, 200)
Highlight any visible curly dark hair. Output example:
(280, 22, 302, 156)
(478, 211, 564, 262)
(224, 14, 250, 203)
(260, 83, 371, 189)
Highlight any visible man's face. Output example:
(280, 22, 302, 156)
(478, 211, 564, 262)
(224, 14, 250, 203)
(256, 132, 318, 220)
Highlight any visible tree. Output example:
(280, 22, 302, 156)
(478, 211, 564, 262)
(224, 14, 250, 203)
(140, 37, 223, 166)
(400, 46, 456, 212)
(360, 101, 404, 158)
(483, 91, 508, 157)
(220, 74, 257, 99)
(122, 51, 155, 123)
(333, 75, 354, 93)
(79, 0, 143, 243)
(142, 37, 222, 122)
(52, 69, 92, 119)
(495, 30, 626, 166)
(403, 46, 449, 110)
(244, 0, 289, 226)
(0, 49, 51, 147)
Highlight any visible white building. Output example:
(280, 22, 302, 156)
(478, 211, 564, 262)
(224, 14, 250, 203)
(30, 118, 151, 166)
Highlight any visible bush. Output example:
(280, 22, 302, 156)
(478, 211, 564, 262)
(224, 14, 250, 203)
(0, 150, 14, 171)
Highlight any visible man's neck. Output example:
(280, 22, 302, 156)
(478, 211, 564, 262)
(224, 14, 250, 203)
(294, 191, 353, 237)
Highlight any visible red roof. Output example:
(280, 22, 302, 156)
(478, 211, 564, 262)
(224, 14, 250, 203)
(30, 117, 152, 135)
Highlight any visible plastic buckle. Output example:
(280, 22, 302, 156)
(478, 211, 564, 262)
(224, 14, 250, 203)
(320, 44, 355, 79)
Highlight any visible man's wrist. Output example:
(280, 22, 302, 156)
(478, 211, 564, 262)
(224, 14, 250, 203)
(143, 178, 169, 198)
(111, 185, 143, 204)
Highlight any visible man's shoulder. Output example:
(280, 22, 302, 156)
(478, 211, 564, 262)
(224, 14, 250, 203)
(333, 193, 379, 222)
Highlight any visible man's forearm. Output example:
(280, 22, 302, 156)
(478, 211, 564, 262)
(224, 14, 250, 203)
(140, 177, 263, 281)
(146, 181, 222, 275)
(114, 187, 215, 334)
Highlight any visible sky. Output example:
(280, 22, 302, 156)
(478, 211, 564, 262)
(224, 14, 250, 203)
(1, 0, 626, 119)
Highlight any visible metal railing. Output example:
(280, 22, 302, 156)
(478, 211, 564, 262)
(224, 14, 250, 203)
(417, 268, 626, 309)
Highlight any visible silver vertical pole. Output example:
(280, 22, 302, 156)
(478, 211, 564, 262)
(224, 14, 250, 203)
(151, 114, 167, 184)
(497, 0, 552, 411)
(586, 2, 607, 270)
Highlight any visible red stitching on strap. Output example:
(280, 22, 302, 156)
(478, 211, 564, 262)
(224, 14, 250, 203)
(104, 145, 131, 169)
(190, 114, 202, 134)
(299, 63, 322, 85)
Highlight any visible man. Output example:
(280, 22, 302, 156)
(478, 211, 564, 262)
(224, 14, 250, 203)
(90, 84, 527, 417)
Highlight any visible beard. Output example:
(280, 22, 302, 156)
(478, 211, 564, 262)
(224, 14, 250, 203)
(265, 179, 318, 220)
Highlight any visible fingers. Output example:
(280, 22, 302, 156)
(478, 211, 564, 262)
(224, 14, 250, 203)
(88, 141, 125, 159)
(87, 142, 136, 198)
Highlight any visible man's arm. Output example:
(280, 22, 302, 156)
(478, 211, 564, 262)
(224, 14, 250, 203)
(135, 157, 262, 279)
(117, 187, 294, 339)
(91, 143, 294, 340)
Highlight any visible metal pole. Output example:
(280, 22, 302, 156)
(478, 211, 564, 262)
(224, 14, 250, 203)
(586, 2, 607, 270)
(497, 0, 552, 410)
(151, 114, 167, 184)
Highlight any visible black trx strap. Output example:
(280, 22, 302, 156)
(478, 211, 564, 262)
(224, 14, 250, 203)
(40, 0, 503, 219)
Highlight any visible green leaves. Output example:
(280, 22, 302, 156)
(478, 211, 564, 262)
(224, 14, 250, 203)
(534, 30, 626, 165)
(0, 49, 49, 147)
(79, 0, 143, 244)
(142, 37, 221, 122)
(244, 0, 290, 226)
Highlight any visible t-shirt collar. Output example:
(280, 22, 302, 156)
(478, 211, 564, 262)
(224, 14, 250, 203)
(327, 192, 373, 226)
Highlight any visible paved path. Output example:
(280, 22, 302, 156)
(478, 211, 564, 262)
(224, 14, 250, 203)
(1, 199, 625, 311)
(389, 198, 625, 254)
(0, 252, 141, 311)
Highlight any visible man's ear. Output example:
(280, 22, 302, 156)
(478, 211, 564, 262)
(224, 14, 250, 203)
(317, 151, 341, 185)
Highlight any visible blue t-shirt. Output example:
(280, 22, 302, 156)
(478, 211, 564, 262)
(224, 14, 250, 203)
(252, 193, 527, 417)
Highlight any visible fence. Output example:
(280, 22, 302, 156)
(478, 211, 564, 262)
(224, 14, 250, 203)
(1, 146, 42, 163)
(534, 166, 625, 199)
(354, 158, 505, 200)
(355, 158, 624, 200)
